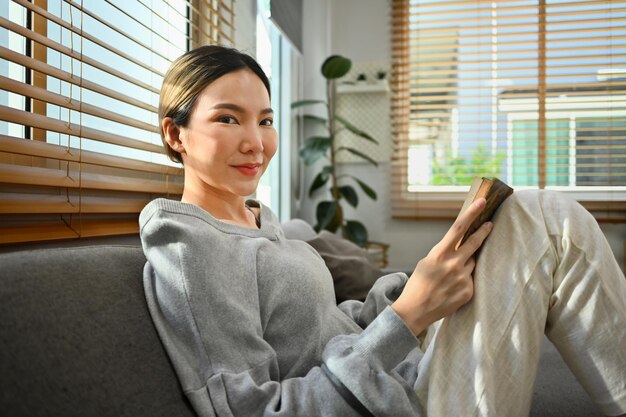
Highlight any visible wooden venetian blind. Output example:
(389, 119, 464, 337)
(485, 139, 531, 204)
(390, 0, 626, 220)
(0, 0, 234, 244)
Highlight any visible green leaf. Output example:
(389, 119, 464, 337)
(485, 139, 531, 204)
(291, 99, 326, 109)
(309, 172, 330, 197)
(353, 177, 377, 200)
(336, 147, 379, 167)
(338, 185, 358, 207)
(299, 136, 331, 165)
(321, 55, 352, 79)
(343, 220, 368, 247)
(303, 114, 327, 127)
(335, 115, 378, 144)
(315, 201, 336, 231)
(327, 204, 343, 232)
(315, 201, 342, 232)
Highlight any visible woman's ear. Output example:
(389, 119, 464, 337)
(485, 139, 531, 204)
(162, 117, 186, 155)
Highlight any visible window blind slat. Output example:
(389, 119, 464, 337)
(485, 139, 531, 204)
(0, 219, 140, 245)
(0, 105, 163, 153)
(0, 135, 183, 175)
(393, 25, 623, 42)
(403, 3, 626, 19)
(0, 163, 183, 194)
(0, 193, 151, 214)
(391, 35, 626, 53)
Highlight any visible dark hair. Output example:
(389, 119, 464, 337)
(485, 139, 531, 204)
(158, 45, 271, 163)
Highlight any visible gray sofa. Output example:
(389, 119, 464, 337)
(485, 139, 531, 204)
(0, 243, 602, 417)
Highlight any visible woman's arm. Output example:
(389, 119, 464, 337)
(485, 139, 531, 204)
(337, 272, 408, 328)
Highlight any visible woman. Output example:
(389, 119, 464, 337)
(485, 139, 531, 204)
(140, 45, 626, 417)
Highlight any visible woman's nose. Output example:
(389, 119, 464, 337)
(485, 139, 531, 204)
(240, 125, 264, 153)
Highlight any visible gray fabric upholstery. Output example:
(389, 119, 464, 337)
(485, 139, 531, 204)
(281, 218, 318, 241)
(0, 245, 195, 417)
(531, 339, 602, 416)
(0, 244, 601, 416)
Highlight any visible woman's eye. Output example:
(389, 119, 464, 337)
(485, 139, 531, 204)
(260, 118, 273, 127)
(218, 115, 238, 124)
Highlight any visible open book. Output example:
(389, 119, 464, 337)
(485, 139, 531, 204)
(455, 177, 514, 250)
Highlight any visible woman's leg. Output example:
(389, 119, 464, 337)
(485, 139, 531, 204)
(413, 190, 626, 417)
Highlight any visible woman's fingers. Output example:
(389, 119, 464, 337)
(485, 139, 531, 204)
(440, 198, 487, 251)
(465, 254, 476, 273)
(457, 220, 494, 259)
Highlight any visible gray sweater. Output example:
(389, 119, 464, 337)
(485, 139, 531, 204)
(140, 198, 424, 416)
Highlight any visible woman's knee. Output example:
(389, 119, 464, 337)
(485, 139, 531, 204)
(496, 189, 599, 251)
(497, 189, 585, 223)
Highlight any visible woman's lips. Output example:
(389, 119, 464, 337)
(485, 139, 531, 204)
(234, 163, 261, 176)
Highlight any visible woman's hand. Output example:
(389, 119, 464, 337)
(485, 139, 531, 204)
(391, 198, 493, 336)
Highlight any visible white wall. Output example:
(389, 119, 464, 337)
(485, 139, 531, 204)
(299, 0, 626, 272)
(298, 0, 332, 224)
(330, 0, 390, 62)
(299, 0, 440, 268)
(233, 0, 257, 54)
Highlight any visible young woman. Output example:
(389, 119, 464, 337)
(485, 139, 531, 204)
(140, 45, 626, 417)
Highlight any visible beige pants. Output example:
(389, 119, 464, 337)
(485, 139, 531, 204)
(414, 190, 626, 417)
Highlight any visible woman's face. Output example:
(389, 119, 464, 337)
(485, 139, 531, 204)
(176, 68, 278, 199)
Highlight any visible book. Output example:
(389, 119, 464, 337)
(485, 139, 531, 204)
(455, 177, 514, 250)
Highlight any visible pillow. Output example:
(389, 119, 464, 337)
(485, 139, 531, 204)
(305, 231, 384, 303)
(281, 218, 318, 241)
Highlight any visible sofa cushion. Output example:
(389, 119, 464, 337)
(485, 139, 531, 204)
(306, 231, 384, 303)
(0, 245, 196, 417)
(281, 218, 318, 241)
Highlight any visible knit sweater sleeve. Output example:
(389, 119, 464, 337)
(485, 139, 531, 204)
(337, 272, 410, 329)
(140, 203, 423, 417)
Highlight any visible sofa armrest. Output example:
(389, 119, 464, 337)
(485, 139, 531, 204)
(0, 246, 196, 417)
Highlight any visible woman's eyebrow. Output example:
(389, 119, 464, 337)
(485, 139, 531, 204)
(211, 103, 274, 115)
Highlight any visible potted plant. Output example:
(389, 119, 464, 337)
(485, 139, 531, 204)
(291, 55, 379, 247)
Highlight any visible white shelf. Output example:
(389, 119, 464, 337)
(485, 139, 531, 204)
(337, 81, 389, 94)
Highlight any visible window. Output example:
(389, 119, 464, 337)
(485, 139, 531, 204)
(390, 0, 626, 220)
(256, 0, 300, 221)
(0, 0, 234, 244)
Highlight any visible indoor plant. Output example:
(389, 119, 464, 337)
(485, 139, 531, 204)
(291, 55, 379, 247)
